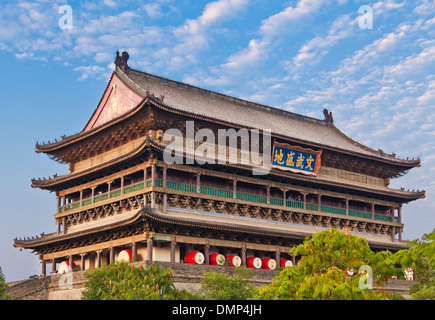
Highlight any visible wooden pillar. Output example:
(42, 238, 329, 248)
(151, 165, 156, 209)
(147, 238, 153, 262)
(303, 193, 307, 209)
(241, 247, 246, 266)
(196, 173, 201, 193)
(170, 239, 176, 263)
(132, 241, 137, 262)
(282, 189, 286, 204)
(291, 254, 296, 266)
(51, 258, 56, 274)
(107, 182, 111, 198)
(345, 198, 349, 215)
(391, 226, 396, 242)
(91, 186, 95, 204)
(96, 250, 102, 268)
(121, 176, 125, 195)
(109, 246, 114, 263)
(371, 203, 375, 219)
(41, 260, 46, 277)
(80, 253, 86, 271)
(275, 249, 280, 267)
(56, 219, 60, 235)
(57, 196, 61, 212)
(317, 194, 322, 210)
(144, 167, 148, 186)
(79, 190, 83, 207)
(69, 255, 73, 271)
(266, 185, 270, 204)
(204, 244, 210, 265)
(163, 166, 167, 214)
(233, 180, 237, 199)
(62, 216, 67, 235)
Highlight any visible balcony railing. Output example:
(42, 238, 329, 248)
(58, 179, 398, 223)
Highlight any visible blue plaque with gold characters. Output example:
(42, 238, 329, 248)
(272, 141, 322, 176)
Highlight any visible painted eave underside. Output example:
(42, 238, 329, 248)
(13, 206, 408, 252)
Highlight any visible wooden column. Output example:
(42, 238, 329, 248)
(56, 219, 60, 235)
(96, 250, 102, 268)
(69, 255, 73, 271)
(317, 194, 322, 210)
(121, 176, 125, 195)
(303, 193, 307, 209)
(371, 203, 375, 219)
(147, 238, 153, 262)
(79, 190, 83, 208)
(163, 167, 167, 214)
(241, 247, 246, 266)
(91, 186, 95, 205)
(196, 173, 201, 193)
(282, 189, 286, 204)
(233, 180, 237, 199)
(51, 258, 56, 274)
(204, 244, 210, 265)
(132, 241, 137, 262)
(144, 167, 148, 186)
(391, 226, 396, 242)
(275, 249, 280, 267)
(398, 206, 402, 223)
(62, 216, 67, 235)
(170, 239, 176, 263)
(345, 198, 349, 215)
(109, 246, 114, 264)
(291, 254, 296, 266)
(80, 253, 86, 271)
(151, 165, 156, 209)
(41, 260, 46, 277)
(266, 185, 270, 204)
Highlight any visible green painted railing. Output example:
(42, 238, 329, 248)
(321, 205, 346, 215)
(349, 209, 372, 219)
(270, 197, 284, 206)
(166, 181, 197, 193)
(110, 189, 121, 198)
(286, 200, 304, 209)
(93, 193, 108, 203)
(57, 179, 400, 224)
(124, 182, 145, 194)
(200, 186, 233, 198)
(236, 192, 267, 203)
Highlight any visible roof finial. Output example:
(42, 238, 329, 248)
(323, 108, 333, 124)
(114, 50, 130, 72)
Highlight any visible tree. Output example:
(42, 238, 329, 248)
(201, 267, 257, 300)
(393, 229, 435, 300)
(255, 228, 404, 300)
(0, 267, 12, 300)
(82, 261, 201, 300)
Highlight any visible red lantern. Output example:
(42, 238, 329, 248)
(246, 257, 262, 269)
(184, 251, 205, 264)
(346, 268, 354, 277)
(209, 253, 225, 266)
(58, 261, 77, 274)
(117, 249, 133, 262)
(261, 258, 277, 270)
(226, 255, 242, 267)
(280, 259, 293, 268)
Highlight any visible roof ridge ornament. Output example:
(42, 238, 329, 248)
(114, 50, 130, 73)
(323, 108, 333, 124)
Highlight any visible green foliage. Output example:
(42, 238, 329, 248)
(0, 267, 12, 300)
(82, 261, 201, 300)
(201, 267, 257, 300)
(393, 229, 435, 300)
(255, 229, 403, 300)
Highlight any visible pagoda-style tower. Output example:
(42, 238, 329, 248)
(14, 52, 425, 276)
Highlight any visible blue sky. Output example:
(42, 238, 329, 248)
(0, 0, 434, 282)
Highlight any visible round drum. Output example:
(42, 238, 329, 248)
(209, 253, 225, 266)
(117, 249, 133, 262)
(226, 255, 242, 267)
(184, 251, 205, 265)
(58, 261, 76, 274)
(280, 259, 293, 268)
(261, 258, 277, 270)
(246, 257, 262, 269)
